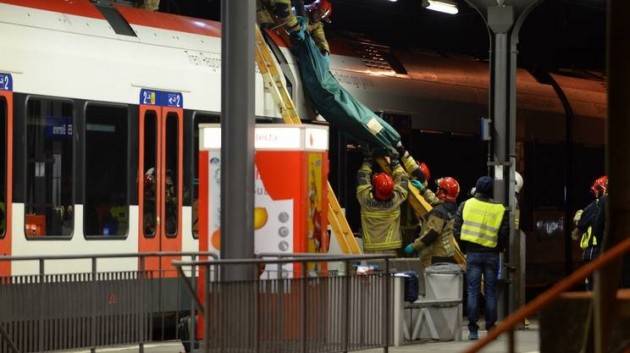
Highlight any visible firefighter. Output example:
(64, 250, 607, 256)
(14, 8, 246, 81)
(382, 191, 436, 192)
(258, 0, 332, 55)
(574, 175, 607, 290)
(257, 0, 300, 32)
(356, 151, 409, 255)
(397, 145, 440, 206)
(141, 0, 159, 11)
(305, 0, 332, 55)
(454, 176, 509, 340)
(404, 177, 462, 268)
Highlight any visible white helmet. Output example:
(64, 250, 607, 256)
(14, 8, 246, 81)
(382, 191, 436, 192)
(514, 171, 524, 194)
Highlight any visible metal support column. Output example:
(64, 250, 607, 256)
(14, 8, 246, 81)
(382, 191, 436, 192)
(220, 0, 256, 281)
(593, 0, 630, 352)
(464, 0, 542, 317)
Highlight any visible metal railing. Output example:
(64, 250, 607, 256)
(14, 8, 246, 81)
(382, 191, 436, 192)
(0, 251, 217, 353)
(174, 254, 395, 353)
(463, 237, 630, 353)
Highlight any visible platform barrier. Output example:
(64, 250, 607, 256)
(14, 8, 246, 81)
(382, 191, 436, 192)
(174, 254, 395, 353)
(0, 252, 216, 353)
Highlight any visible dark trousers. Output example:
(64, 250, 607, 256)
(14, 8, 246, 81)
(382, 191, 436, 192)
(466, 252, 499, 333)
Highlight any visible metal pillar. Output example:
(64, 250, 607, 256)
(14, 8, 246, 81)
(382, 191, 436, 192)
(593, 0, 630, 352)
(464, 0, 542, 316)
(220, 0, 256, 281)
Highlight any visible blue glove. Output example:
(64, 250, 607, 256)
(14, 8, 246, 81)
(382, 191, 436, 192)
(404, 243, 415, 255)
(410, 179, 425, 191)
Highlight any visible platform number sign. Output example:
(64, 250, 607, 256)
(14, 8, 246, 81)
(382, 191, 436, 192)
(167, 93, 182, 108)
(0, 73, 12, 91)
(139, 89, 183, 108)
(141, 90, 157, 105)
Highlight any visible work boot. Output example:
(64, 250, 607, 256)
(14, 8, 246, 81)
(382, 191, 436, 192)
(469, 331, 479, 341)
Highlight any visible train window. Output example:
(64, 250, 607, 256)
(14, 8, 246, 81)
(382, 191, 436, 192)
(0, 98, 6, 238)
(191, 113, 219, 238)
(165, 113, 179, 238)
(25, 98, 74, 238)
(84, 104, 129, 238)
(143, 111, 158, 238)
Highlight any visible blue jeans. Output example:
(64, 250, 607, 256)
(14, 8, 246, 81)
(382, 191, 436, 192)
(466, 252, 499, 333)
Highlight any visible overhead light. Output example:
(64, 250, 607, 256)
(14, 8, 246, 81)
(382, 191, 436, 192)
(424, 0, 459, 14)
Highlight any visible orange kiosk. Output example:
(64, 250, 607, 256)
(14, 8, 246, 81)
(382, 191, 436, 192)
(198, 124, 330, 275)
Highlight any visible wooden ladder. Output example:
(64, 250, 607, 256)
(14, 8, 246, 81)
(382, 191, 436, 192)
(254, 27, 361, 254)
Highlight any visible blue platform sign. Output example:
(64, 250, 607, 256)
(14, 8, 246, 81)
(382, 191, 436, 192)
(139, 89, 183, 108)
(0, 73, 12, 91)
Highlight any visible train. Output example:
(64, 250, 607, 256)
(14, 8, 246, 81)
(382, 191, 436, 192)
(0, 0, 605, 290)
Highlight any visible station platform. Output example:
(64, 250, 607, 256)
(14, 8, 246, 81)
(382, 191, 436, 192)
(66, 326, 540, 353)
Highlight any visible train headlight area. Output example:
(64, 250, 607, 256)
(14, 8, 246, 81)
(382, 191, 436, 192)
(0, 0, 625, 353)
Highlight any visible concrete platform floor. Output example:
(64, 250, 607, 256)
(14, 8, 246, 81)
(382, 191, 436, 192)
(67, 328, 539, 353)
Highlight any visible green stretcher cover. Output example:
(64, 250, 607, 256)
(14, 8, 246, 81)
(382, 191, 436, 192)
(290, 19, 401, 151)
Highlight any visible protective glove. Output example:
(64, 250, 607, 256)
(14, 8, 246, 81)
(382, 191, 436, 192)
(410, 179, 425, 191)
(411, 168, 426, 183)
(404, 243, 416, 255)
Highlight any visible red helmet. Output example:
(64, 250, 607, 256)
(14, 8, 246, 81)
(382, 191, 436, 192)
(306, 0, 332, 23)
(591, 176, 608, 196)
(372, 172, 394, 201)
(436, 177, 460, 203)
(419, 162, 431, 182)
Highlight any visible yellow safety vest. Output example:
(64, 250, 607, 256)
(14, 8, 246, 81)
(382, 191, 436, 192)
(579, 226, 596, 249)
(461, 198, 505, 248)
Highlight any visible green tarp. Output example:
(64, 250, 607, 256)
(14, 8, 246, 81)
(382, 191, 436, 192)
(290, 18, 401, 152)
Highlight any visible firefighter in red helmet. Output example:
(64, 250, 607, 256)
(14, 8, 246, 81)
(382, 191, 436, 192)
(574, 175, 608, 290)
(257, 0, 332, 55)
(397, 146, 440, 206)
(405, 177, 465, 268)
(356, 149, 409, 254)
(305, 0, 332, 54)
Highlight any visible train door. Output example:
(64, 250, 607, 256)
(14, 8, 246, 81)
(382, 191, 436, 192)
(138, 92, 183, 275)
(0, 73, 13, 276)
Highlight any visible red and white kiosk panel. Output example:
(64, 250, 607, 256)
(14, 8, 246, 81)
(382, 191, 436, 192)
(198, 124, 330, 274)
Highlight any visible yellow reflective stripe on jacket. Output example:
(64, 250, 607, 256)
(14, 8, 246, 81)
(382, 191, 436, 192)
(361, 209, 402, 251)
(579, 226, 596, 249)
(461, 198, 505, 248)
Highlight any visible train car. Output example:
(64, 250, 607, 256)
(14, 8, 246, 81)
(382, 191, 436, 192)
(0, 0, 605, 289)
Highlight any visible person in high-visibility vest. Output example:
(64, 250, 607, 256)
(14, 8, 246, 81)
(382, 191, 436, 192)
(356, 151, 409, 255)
(453, 176, 508, 341)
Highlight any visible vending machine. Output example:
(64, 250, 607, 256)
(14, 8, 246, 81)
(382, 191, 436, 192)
(198, 124, 330, 275)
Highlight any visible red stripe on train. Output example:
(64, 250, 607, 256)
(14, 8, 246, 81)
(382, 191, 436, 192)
(115, 5, 221, 38)
(0, 0, 103, 19)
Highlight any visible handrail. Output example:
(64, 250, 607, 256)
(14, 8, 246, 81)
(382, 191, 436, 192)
(0, 251, 218, 262)
(174, 253, 395, 267)
(463, 237, 630, 353)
